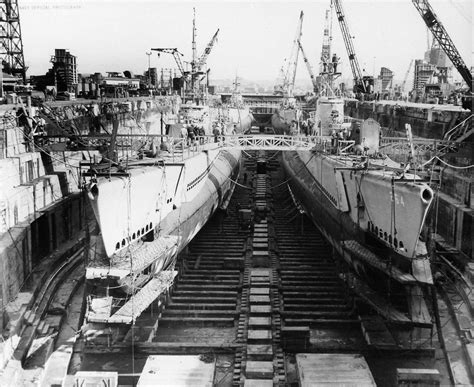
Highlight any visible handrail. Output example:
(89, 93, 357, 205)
(443, 114, 473, 142)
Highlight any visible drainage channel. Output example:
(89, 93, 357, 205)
(233, 150, 285, 386)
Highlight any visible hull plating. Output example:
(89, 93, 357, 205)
(89, 148, 240, 269)
(271, 108, 300, 135)
(282, 150, 433, 280)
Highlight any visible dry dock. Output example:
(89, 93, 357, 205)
(1, 100, 473, 386)
(73, 149, 463, 386)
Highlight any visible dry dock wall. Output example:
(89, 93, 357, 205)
(434, 194, 473, 258)
(0, 113, 98, 328)
(345, 99, 470, 139)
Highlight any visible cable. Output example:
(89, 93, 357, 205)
(421, 155, 474, 169)
(433, 156, 473, 170)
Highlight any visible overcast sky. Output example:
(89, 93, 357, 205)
(20, 0, 472, 84)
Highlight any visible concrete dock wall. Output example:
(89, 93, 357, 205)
(0, 194, 85, 305)
(345, 99, 470, 139)
(0, 116, 96, 318)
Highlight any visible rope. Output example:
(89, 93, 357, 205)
(421, 155, 474, 169)
(125, 173, 136, 379)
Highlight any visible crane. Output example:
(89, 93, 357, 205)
(297, 40, 317, 92)
(317, 6, 341, 95)
(152, 9, 219, 96)
(151, 48, 186, 76)
(196, 29, 219, 72)
(320, 9, 332, 72)
(278, 11, 304, 97)
(332, 0, 368, 93)
(401, 59, 414, 93)
(411, 0, 472, 91)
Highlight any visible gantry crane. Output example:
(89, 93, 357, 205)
(411, 0, 472, 91)
(332, 0, 368, 93)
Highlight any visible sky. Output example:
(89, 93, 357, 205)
(19, 0, 472, 85)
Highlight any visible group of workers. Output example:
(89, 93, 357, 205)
(289, 119, 315, 136)
(321, 54, 341, 74)
(15, 108, 47, 150)
(180, 123, 206, 146)
(330, 126, 352, 148)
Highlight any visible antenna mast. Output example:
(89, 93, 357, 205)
(191, 7, 197, 94)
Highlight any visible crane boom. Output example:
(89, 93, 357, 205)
(151, 48, 185, 76)
(278, 11, 304, 96)
(196, 29, 219, 71)
(401, 59, 414, 92)
(332, 0, 366, 93)
(297, 40, 317, 92)
(290, 11, 304, 93)
(411, 0, 472, 91)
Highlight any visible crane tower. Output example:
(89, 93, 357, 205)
(320, 9, 332, 72)
(0, 0, 26, 83)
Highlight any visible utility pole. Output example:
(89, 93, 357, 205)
(146, 51, 152, 88)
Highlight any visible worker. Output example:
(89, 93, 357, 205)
(35, 115, 46, 135)
(180, 125, 188, 146)
(198, 126, 206, 144)
(187, 125, 195, 146)
(301, 120, 308, 136)
(290, 121, 298, 136)
(338, 130, 344, 142)
(331, 129, 337, 148)
(332, 54, 339, 73)
(342, 127, 348, 140)
(213, 125, 220, 143)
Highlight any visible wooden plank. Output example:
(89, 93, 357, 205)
(396, 368, 440, 383)
(66, 372, 118, 387)
(107, 271, 176, 324)
(86, 296, 112, 323)
(351, 277, 413, 325)
(86, 235, 178, 279)
(137, 355, 215, 386)
(408, 286, 432, 326)
(360, 316, 397, 349)
(342, 240, 417, 284)
(296, 353, 376, 386)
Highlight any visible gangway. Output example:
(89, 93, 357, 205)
(45, 133, 463, 158)
(44, 134, 331, 154)
(217, 135, 327, 151)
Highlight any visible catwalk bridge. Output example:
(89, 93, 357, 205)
(43, 133, 460, 161)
